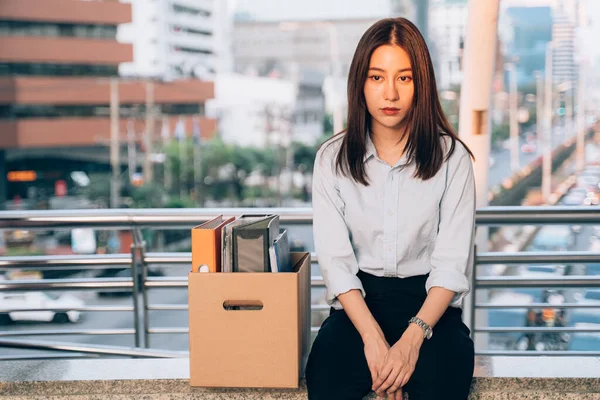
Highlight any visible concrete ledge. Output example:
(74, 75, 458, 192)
(0, 357, 599, 399)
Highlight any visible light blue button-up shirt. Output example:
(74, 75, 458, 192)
(312, 133, 476, 309)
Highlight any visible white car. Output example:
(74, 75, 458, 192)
(0, 292, 84, 324)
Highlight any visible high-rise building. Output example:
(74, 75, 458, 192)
(118, 0, 233, 79)
(428, 0, 469, 89)
(0, 0, 216, 206)
(552, 1, 578, 85)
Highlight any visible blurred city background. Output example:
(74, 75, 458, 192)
(0, 0, 599, 360)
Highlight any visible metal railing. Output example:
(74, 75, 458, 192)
(0, 207, 599, 359)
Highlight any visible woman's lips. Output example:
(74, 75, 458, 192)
(381, 108, 400, 115)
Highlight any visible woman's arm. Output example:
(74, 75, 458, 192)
(338, 289, 391, 386)
(373, 149, 476, 397)
(312, 144, 390, 383)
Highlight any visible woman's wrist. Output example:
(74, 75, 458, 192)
(360, 326, 386, 344)
(402, 323, 425, 347)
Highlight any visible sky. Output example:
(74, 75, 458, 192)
(233, 0, 391, 21)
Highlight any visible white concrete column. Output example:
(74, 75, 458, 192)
(458, 0, 500, 209)
(457, 0, 500, 349)
(542, 43, 554, 203)
(507, 63, 519, 172)
(576, 63, 586, 172)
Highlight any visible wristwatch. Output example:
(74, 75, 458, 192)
(409, 317, 433, 340)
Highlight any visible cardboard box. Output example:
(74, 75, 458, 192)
(188, 252, 311, 388)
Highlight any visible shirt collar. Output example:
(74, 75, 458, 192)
(364, 131, 376, 162)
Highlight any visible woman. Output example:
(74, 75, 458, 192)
(306, 18, 476, 400)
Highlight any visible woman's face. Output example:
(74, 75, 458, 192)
(363, 44, 414, 134)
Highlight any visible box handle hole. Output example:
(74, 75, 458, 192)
(223, 300, 264, 311)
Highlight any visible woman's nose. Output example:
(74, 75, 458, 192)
(384, 82, 399, 101)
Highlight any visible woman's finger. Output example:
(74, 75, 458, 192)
(372, 362, 393, 391)
(387, 370, 406, 395)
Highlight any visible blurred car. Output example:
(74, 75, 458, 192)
(0, 291, 84, 324)
(576, 175, 600, 191)
(521, 143, 536, 153)
(96, 266, 164, 297)
(518, 264, 566, 277)
(529, 225, 573, 252)
(574, 289, 600, 305)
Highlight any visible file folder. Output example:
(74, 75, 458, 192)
(231, 215, 280, 273)
(221, 215, 270, 273)
(191, 215, 235, 273)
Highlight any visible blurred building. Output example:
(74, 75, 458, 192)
(118, 0, 234, 79)
(500, 6, 553, 87)
(206, 73, 296, 148)
(0, 0, 216, 207)
(234, 18, 378, 142)
(234, 0, 389, 22)
(552, 0, 578, 86)
(428, 0, 468, 89)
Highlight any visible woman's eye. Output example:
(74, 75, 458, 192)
(370, 76, 382, 81)
(399, 76, 412, 82)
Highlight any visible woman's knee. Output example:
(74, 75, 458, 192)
(305, 312, 372, 400)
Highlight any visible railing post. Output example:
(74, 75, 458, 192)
(469, 244, 477, 340)
(130, 237, 142, 349)
(134, 228, 151, 348)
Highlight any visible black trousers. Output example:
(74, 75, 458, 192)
(305, 271, 474, 400)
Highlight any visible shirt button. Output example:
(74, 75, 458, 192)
(387, 210, 393, 216)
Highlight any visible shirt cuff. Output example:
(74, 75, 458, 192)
(425, 268, 470, 307)
(325, 272, 366, 307)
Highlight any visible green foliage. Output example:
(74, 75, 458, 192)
(492, 121, 510, 144)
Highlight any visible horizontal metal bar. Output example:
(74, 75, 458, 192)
(0, 329, 135, 337)
(0, 353, 99, 361)
(476, 303, 600, 309)
(476, 206, 600, 225)
(0, 278, 133, 291)
(144, 252, 320, 265)
(475, 276, 600, 289)
(475, 327, 600, 333)
(144, 277, 187, 288)
(147, 327, 189, 334)
(476, 350, 600, 357)
(0, 306, 134, 313)
(311, 278, 325, 287)
(0, 208, 314, 230)
(1, 207, 596, 230)
(146, 304, 188, 311)
(144, 252, 191, 264)
(312, 304, 331, 311)
(0, 328, 136, 337)
(0, 254, 132, 271)
(477, 251, 600, 265)
(0, 338, 187, 358)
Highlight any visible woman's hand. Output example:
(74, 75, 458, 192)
(363, 334, 403, 399)
(372, 324, 424, 398)
(363, 333, 390, 386)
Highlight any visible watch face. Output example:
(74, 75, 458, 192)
(426, 330, 433, 340)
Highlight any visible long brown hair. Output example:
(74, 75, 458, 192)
(333, 17, 473, 185)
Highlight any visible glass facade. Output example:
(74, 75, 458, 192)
(0, 63, 118, 77)
(0, 104, 203, 120)
(0, 20, 117, 39)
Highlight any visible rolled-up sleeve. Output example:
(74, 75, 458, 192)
(312, 145, 365, 307)
(425, 151, 476, 307)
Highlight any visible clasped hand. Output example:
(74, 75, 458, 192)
(366, 328, 422, 399)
